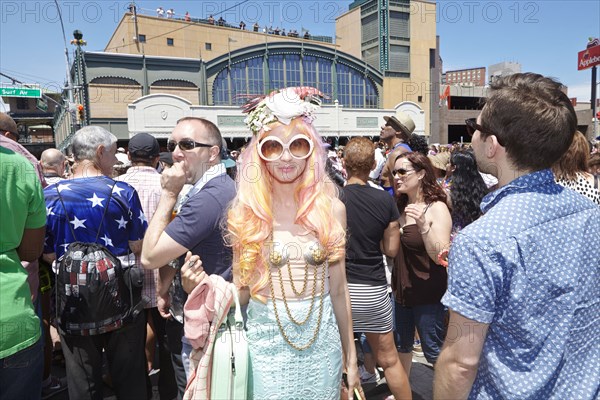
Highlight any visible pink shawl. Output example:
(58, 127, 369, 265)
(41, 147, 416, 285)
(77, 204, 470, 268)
(183, 274, 234, 400)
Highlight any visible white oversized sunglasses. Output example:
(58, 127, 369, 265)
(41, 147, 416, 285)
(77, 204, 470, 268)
(257, 134, 314, 161)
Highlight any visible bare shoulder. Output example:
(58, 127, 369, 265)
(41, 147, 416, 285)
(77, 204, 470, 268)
(428, 200, 451, 217)
(332, 197, 346, 214)
(332, 197, 346, 223)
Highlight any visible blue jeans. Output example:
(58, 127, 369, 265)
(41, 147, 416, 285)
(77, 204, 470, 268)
(394, 302, 447, 364)
(0, 338, 43, 400)
(181, 336, 192, 381)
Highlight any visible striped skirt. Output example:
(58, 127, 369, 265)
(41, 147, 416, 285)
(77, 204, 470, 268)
(348, 283, 393, 333)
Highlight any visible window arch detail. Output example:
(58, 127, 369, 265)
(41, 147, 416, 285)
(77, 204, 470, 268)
(151, 79, 197, 88)
(90, 76, 140, 85)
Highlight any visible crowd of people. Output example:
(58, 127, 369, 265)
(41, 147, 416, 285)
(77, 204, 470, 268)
(1, 72, 599, 400)
(148, 5, 313, 39)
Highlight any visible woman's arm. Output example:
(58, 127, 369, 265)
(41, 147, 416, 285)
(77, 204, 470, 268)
(405, 201, 452, 263)
(381, 220, 400, 258)
(329, 199, 362, 400)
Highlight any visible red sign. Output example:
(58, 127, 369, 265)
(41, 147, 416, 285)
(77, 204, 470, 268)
(578, 45, 600, 70)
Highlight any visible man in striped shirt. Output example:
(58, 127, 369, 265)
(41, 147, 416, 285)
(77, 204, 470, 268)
(116, 132, 176, 398)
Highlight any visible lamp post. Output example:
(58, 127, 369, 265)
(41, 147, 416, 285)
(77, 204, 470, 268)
(71, 30, 87, 126)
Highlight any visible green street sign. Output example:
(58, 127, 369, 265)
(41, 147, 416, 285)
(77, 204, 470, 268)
(0, 87, 42, 98)
(36, 98, 48, 112)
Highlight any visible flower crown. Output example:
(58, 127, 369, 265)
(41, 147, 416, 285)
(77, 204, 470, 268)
(242, 87, 327, 135)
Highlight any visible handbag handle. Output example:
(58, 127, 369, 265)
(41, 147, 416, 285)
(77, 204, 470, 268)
(229, 284, 244, 329)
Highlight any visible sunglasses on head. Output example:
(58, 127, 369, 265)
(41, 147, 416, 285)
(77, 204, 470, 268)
(167, 139, 215, 152)
(257, 134, 314, 161)
(392, 167, 416, 177)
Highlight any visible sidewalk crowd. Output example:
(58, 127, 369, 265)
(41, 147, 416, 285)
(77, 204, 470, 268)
(1, 73, 599, 400)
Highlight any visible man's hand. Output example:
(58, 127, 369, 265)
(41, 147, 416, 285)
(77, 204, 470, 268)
(180, 251, 205, 294)
(160, 161, 187, 197)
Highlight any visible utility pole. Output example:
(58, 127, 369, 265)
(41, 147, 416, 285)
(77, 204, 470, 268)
(54, 0, 76, 131)
(592, 66, 598, 137)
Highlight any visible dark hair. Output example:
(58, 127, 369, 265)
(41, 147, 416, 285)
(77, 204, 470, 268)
(130, 156, 157, 166)
(176, 117, 223, 151)
(394, 152, 447, 212)
(407, 134, 429, 156)
(450, 150, 488, 229)
(552, 131, 590, 181)
(589, 153, 600, 170)
(481, 73, 577, 170)
(344, 137, 375, 176)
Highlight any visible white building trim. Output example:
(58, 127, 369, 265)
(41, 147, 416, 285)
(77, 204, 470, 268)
(128, 94, 430, 139)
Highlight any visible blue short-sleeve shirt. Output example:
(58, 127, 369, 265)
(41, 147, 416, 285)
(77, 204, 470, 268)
(44, 176, 147, 258)
(443, 169, 600, 400)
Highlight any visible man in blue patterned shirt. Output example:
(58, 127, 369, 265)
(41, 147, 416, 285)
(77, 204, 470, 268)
(43, 126, 148, 399)
(434, 73, 600, 399)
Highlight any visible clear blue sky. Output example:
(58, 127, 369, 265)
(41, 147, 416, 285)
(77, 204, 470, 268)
(1, 1, 598, 101)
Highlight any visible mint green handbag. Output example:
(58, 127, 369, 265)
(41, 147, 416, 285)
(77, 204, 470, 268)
(210, 285, 249, 400)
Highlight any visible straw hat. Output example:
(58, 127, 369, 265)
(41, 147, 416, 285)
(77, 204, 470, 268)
(383, 110, 415, 137)
(428, 152, 451, 171)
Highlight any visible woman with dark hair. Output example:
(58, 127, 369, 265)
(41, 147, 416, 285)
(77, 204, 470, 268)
(448, 150, 488, 236)
(552, 131, 600, 205)
(392, 152, 451, 383)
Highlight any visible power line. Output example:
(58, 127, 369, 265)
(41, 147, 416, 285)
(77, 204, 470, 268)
(1, 68, 63, 87)
(0, 72, 66, 110)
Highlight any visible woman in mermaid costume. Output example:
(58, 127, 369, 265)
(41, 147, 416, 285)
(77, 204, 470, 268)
(227, 87, 361, 399)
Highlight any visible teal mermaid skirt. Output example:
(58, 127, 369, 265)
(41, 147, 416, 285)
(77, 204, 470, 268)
(246, 294, 343, 399)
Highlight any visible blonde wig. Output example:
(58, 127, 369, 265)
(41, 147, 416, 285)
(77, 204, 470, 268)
(227, 118, 346, 299)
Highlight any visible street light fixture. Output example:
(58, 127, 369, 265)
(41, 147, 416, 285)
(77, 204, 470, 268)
(71, 30, 87, 46)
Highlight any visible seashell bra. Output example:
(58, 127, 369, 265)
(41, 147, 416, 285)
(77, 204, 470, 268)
(267, 240, 328, 268)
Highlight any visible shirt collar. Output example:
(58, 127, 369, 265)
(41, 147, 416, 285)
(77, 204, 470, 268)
(188, 163, 226, 197)
(480, 169, 555, 213)
(126, 166, 158, 173)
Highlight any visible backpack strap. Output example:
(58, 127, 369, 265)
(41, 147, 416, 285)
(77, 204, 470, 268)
(595, 175, 599, 190)
(55, 180, 116, 244)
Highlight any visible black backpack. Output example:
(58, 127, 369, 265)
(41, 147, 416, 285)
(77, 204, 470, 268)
(55, 184, 146, 336)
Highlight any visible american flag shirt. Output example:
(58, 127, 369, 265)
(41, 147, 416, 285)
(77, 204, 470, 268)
(44, 176, 147, 259)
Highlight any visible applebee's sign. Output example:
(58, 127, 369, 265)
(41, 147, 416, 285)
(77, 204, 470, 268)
(578, 42, 600, 71)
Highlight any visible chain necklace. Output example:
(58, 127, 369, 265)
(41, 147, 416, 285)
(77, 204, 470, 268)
(267, 261, 327, 351)
(287, 260, 309, 296)
(277, 263, 317, 325)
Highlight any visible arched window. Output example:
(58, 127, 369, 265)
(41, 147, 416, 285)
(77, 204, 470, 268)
(212, 53, 378, 108)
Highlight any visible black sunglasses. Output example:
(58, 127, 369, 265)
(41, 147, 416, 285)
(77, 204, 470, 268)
(392, 167, 415, 177)
(167, 139, 215, 152)
(465, 118, 503, 146)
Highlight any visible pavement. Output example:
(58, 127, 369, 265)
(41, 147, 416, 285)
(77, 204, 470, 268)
(47, 352, 433, 400)
(364, 354, 434, 400)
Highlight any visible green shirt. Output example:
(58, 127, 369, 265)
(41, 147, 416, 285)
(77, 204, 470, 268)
(0, 147, 45, 358)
